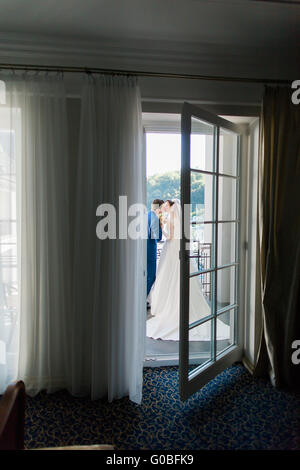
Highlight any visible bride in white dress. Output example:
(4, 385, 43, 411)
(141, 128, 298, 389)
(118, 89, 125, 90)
(147, 199, 229, 342)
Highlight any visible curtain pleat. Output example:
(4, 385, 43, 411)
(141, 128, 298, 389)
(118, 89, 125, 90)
(1, 73, 146, 403)
(71, 75, 146, 403)
(254, 86, 300, 390)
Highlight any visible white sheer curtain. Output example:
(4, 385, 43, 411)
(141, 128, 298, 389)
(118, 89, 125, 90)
(0, 73, 71, 394)
(0, 72, 145, 403)
(71, 75, 146, 403)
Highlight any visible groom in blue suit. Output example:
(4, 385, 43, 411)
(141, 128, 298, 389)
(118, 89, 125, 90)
(147, 199, 164, 299)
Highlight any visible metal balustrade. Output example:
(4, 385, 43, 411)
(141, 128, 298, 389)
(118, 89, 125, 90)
(156, 241, 212, 299)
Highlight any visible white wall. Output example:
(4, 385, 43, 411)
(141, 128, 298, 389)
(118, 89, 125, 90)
(63, 73, 264, 112)
(243, 118, 261, 368)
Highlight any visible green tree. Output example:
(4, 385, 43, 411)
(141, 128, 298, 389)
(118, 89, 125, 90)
(147, 171, 204, 211)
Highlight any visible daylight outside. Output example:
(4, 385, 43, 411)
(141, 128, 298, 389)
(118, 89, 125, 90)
(145, 127, 237, 363)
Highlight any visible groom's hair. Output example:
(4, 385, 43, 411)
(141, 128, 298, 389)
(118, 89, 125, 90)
(152, 199, 164, 208)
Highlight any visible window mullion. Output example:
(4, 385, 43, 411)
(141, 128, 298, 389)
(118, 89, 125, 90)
(213, 126, 220, 363)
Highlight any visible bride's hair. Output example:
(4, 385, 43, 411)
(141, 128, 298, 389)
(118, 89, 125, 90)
(166, 199, 175, 207)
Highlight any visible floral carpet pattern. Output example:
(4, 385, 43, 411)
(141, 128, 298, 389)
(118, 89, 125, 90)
(25, 364, 300, 450)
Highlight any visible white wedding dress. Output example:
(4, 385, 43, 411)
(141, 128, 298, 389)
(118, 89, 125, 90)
(147, 200, 229, 342)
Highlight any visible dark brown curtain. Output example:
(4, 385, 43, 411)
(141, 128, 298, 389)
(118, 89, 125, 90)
(254, 86, 300, 391)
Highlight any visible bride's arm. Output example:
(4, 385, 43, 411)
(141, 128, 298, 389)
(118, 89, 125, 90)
(161, 223, 168, 238)
(164, 219, 174, 240)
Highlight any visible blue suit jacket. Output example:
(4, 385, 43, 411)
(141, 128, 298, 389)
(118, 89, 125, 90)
(147, 211, 162, 296)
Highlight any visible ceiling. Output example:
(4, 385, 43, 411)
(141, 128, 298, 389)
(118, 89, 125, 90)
(0, 0, 298, 81)
(0, 0, 298, 48)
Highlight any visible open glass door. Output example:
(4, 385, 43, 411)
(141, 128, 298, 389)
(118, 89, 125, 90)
(180, 102, 245, 400)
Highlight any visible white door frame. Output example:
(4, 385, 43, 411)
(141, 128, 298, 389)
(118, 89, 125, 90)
(142, 108, 258, 375)
(179, 102, 248, 400)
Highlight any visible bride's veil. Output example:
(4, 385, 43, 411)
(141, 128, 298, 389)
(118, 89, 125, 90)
(171, 198, 181, 239)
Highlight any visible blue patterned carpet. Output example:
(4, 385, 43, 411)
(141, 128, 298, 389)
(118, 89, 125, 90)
(25, 364, 300, 450)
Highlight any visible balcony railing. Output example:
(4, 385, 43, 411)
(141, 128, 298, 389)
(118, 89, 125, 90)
(157, 241, 212, 299)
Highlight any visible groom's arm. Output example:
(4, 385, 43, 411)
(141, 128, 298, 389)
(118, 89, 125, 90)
(150, 213, 161, 240)
(158, 220, 162, 241)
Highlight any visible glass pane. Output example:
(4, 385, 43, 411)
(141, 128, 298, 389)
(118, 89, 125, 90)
(217, 222, 237, 267)
(218, 175, 237, 221)
(0, 242, 17, 256)
(188, 222, 214, 268)
(217, 309, 235, 355)
(190, 222, 206, 245)
(189, 272, 213, 324)
(191, 171, 215, 222)
(0, 107, 20, 379)
(0, 220, 17, 242)
(188, 319, 213, 376)
(191, 117, 215, 172)
(217, 266, 236, 311)
(219, 128, 238, 176)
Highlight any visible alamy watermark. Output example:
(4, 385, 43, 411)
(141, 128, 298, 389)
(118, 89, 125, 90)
(291, 340, 300, 365)
(291, 80, 300, 105)
(290, 81, 300, 366)
(96, 196, 200, 241)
